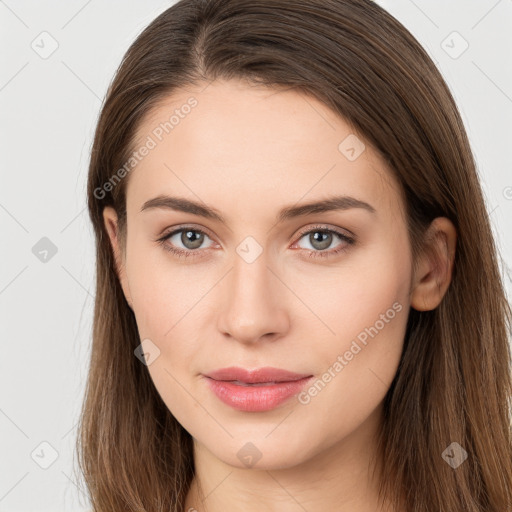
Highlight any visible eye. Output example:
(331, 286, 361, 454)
(293, 225, 355, 259)
(157, 224, 355, 261)
(157, 227, 215, 259)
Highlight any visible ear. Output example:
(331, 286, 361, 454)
(410, 217, 457, 311)
(103, 206, 133, 310)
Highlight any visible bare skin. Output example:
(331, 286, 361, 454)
(103, 78, 456, 512)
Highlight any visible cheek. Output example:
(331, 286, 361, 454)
(124, 240, 212, 430)
(124, 230, 213, 339)
(302, 299, 407, 456)
(291, 237, 410, 415)
(124, 238, 220, 427)
(293, 234, 411, 352)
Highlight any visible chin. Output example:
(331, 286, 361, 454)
(199, 431, 318, 471)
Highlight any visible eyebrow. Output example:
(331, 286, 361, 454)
(140, 194, 376, 223)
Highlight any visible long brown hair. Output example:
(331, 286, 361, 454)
(77, 0, 512, 510)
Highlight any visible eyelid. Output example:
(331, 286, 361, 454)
(158, 223, 217, 243)
(294, 223, 356, 240)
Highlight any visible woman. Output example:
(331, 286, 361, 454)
(77, 0, 512, 510)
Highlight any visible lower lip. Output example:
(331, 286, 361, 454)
(204, 376, 313, 412)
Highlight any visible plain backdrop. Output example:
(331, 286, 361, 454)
(0, 1, 511, 510)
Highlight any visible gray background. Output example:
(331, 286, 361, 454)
(1, 1, 511, 510)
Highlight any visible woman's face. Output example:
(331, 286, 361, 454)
(104, 78, 413, 469)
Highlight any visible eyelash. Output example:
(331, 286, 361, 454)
(156, 224, 355, 261)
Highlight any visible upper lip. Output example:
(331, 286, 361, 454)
(204, 366, 312, 384)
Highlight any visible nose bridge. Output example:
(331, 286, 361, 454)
(217, 240, 289, 343)
(232, 245, 271, 300)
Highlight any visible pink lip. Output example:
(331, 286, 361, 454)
(203, 366, 313, 412)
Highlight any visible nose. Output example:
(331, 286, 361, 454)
(216, 252, 290, 345)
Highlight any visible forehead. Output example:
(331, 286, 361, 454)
(126, 79, 404, 224)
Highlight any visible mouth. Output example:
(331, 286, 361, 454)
(227, 380, 284, 387)
(203, 367, 313, 412)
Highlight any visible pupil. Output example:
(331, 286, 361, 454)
(183, 230, 203, 249)
(311, 231, 331, 250)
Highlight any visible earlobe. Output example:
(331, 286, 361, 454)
(102, 206, 134, 310)
(410, 217, 457, 312)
